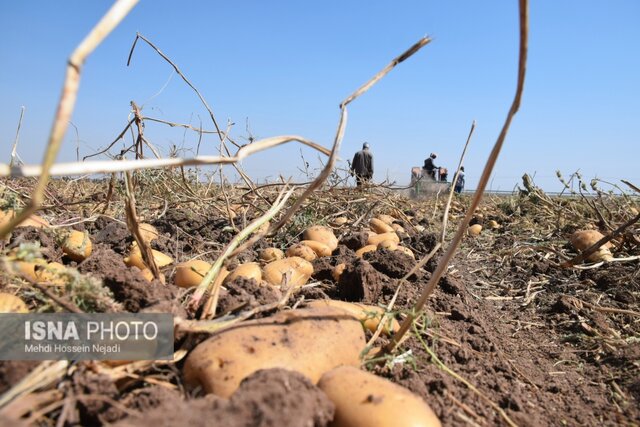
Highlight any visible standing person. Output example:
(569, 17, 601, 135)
(454, 166, 465, 194)
(423, 153, 438, 180)
(350, 142, 374, 187)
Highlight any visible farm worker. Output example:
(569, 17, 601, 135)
(423, 153, 438, 180)
(454, 166, 465, 194)
(350, 142, 374, 187)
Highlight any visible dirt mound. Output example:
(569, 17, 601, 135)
(337, 258, 388, 303)
(8, 226, 63, 262)
(78, 246, 177, 312)
(0, 361, 40, 394)
(217, 277, 281, 315)
(113, 368, 334, 427)
(92, 218, 131, 254)
(363, 248, 417, 279)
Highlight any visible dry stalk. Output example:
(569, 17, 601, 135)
(123, 171, 160, 279)
(9, 106, 26, 167)
(0, 361, 69, 409)
(384, 0, 529, 354)
(0, 0, 138, 239)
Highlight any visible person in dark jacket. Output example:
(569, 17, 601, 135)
(454, 166, 465, 194)
(350, 142, 373, 187)
(423, 153, 438, 179)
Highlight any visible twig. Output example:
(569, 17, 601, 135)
(384, 0, 528, 354)
(32, 282, 83, 313)
(0, 0, 139, 239)
(9, 106, 26, 167)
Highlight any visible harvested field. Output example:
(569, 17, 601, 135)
(1, 176, 638, 426)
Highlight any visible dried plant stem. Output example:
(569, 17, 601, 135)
(440, 120, 476, 242)
(384, 0, 528, 354)
(9, 106, 25, 167)
(124, 172, 160, 279)
(0, 0, 139, 239)
(0, 361, 69, 409)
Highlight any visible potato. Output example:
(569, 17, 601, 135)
(377, 240, 398, 251)
(9, 260, 40, 282)
(1, 209, 50, 228)
(305, 300, 399, 335)
(355, 245, 377, 258)
(391, 223, 406, 234)
(139, 223, 160, 243)
(570, 230, 613, 262)
(330, 216, 348, 227)
(0, 293, 29, 313)
(174, 259, 212, 288)
(376, 214, 397, 225)
(34, 262, 67, 285)
(183, 307, 366, 397)
(369, 218, 394, 234)
(318, 366, 441, 427)
(332, 263, 346, 282)
(303, 225, 338, 251)
(366, 232, 399, 246)
(139, 267, 166, 284)
(396, 246, 415, 259)
(286, 243, 317, 261)
(225, 262, 262, 284)
(124, 244, 173, 269)
(631, 207, 639, 216)
(487, 219, 500, 229)
(467, 224, 482, 236)
(262, 257, 313, 288)
(300, 240, 332, 257)
(259, 247, 284, 263)
(61, 230, 92, 261)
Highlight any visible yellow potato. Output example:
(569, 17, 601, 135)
(366, 232, 399, 246)
(487, 219, 500, 229)
(262, 257, 313, 288)
(467, 224, 482, 236)
(224, 262, 262, 284)
(124, 244, 173, 269)
(0, 293, 29, 313)
(259, 247, 284, 263)
(377, 240, 398, 251)
(396, 246, 415, 259)
(332, 263, 346, 282)
(570, 230, 613, 262)
(303, 225, 338, 251)
(318, 366, 441, 427)
(630, 207, 639, 216)
(34, 262, 67, 285)
(300, 240, 332, 257)
(61, 230, 92, 261)
(376, 214, 397, 225)
(139, 267, 166, 284)
(139, 223, 160, 243)
(369, 218, 394, 234)
(355, 245, 377, 258)
(305, 300, 399, 335)
(183, 307, 366, 398)
(330, 216, 348, 227)
(286, 243, 317, 262)
(174, 259, 212, 288)
(391, 223, 406, 234)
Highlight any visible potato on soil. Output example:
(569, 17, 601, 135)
(467, 224, 482, 236)
(369, 218, 394, 234)
(286, 243, 317, 261)
(139, 267, 166, 284)
(391, 223, 406, 234)
(263, 257, 313, 287)
(34, 262, 67, 285)
(396, 246, 415, 259)
(303, 225, 338, 251)
(332, 263, 346, 282)
(300, 240, 332, 257)
(183, 306, 366, 397)
(330, 216, 348, 227)
(376, 240, 398, 251)
(174, 259, 212, 288)
(61, 230, 92, 261)
(305, 300, 399, 335)
(366, 232, 399, 246)
(124, 244, 173, 269)
(570, 230, 613, 262)
(0, 209, 50, 228)
(318, 366, 441, 427)
(487, 219, 500, 229)
(139, 223, 160, 243)
(259, 247, 284, 263)
(0, 293, 29, 313)
(355, 245, 377, 258)
(376, 214, 397, 225)
(225, 262, 262, 284)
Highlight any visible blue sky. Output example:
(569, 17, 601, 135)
(1, 1, 639, 192)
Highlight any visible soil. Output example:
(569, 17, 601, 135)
(113, 368, 334, 427)
(1, 185, 638, 426)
